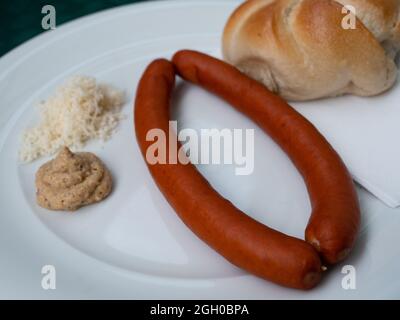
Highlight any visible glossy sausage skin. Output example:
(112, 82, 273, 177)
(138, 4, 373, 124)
(172, 50, 361, 264)
(135, 59, 323, 290)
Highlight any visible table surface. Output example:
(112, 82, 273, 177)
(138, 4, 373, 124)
(0, 0, 148, 57)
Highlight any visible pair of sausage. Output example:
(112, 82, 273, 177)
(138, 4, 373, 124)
(134, 50, 360, 289)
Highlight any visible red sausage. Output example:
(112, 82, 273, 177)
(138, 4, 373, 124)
(135, 58, 322, 290)
(172, 50, 361, 264)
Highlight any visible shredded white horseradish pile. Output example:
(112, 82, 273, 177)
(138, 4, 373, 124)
(19, 76, 125, 163)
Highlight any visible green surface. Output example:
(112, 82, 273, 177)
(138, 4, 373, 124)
(0, 0, 148, 57)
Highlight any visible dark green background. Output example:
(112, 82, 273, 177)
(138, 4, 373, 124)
(0, 0, 148, 57)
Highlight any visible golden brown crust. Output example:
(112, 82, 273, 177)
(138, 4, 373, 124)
(223, 0, 400, 101)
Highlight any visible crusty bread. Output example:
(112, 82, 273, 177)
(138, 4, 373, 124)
(223, 0, 400, 101)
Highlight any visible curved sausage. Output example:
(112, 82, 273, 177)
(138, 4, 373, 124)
(172, 50, 361, 264)
(135, 58, 322, 290)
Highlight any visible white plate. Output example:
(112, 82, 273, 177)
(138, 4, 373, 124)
(1, 0, 399, 299)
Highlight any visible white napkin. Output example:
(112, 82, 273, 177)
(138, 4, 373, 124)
(212, 49, 400, 208)
(293, 83, 400, 208)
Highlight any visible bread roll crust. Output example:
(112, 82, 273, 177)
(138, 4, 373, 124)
(223, 0, 400, 101)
